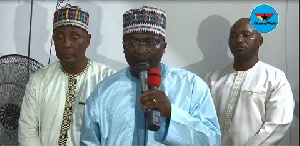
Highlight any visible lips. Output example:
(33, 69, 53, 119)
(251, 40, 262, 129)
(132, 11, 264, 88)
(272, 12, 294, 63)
(63, 54, 73, 56)
(234, 44, 247, 50)
(61, 54, 74, 59)
(135, 58, 150, 64)
(134, 59, 151, 71)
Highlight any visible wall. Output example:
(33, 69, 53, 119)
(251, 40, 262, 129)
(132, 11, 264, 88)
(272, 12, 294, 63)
(0, 0, 298, 145)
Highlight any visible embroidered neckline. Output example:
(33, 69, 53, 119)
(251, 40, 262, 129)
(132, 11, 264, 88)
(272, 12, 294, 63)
(60, 59, 91, 76)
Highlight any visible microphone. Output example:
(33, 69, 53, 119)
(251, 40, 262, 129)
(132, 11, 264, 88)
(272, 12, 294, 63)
(135, 63, 150, 93)
(147, 68, 161, 131)
(135, 63, 151, 144)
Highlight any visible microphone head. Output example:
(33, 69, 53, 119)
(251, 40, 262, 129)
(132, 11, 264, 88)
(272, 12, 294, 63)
(135, 62, 150, 73)
(148, 68, 161, 87)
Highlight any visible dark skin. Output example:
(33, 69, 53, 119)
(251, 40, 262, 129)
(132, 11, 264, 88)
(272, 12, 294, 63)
(52, 26, 91, 74)
(228, 18, 263, 71)
(123, 33, 172, 119)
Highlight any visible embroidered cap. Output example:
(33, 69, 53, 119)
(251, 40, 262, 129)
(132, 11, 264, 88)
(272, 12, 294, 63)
(123, 6, 166, 40)
(53, 5, 89, 32)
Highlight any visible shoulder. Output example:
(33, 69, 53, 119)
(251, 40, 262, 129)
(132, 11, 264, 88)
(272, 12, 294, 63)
(94, 67, 128, 87)
(255, 61, 290, 85)
(25, 61, 60, 87)
(162, 63, 207, 86)
(205, 63, 233, 81)
(257, 61, 286, 75)
(163, 63, 196, 77)
(88, 67, 129, 99)
(89, 60, 116, 73)
(86, 60, 117, 79)
(29, 61, 60, 79)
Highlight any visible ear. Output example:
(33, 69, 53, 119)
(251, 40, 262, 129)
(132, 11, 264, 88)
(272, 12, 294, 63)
(163, 42, 167, 53)
(86, 34, 91, 47)
(258, 36, 263, 47)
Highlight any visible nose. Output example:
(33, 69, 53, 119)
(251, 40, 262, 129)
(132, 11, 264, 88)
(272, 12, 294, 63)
(138, 42, 147, 48)
(63, 38, 72, 48)
(135, 42, 148, 53)
(236, 34, 244, 42)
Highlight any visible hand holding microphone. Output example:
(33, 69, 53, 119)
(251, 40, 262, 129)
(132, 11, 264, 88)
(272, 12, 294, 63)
(140, 68, 172, 131)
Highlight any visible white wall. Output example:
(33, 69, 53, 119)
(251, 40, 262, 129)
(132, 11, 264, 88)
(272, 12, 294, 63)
(0, 0, 298, 145)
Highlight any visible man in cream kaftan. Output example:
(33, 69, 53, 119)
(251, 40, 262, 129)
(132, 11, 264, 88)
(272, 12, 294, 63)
(205, 18, 294, 145)
(206, 61, 294, 145)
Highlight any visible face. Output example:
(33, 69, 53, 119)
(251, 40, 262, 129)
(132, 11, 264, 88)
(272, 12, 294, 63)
(53, 26, 91, 65)
(123, 33, 166, 74)
(228, 18, 263, 62)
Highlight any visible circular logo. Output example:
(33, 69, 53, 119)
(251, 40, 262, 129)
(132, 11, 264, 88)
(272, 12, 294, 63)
(250, 4, 279, 33)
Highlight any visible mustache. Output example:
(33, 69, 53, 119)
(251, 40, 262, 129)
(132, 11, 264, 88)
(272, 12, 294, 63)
(134, 62, 150, 72)
(234, 43, 247, 48)
(135, 57, 150, 62)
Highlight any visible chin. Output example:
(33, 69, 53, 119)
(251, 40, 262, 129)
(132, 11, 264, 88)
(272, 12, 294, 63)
(60, 58, 77, 64)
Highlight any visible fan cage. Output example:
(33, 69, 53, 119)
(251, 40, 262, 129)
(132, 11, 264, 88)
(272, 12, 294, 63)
(0, 54, 44, 145)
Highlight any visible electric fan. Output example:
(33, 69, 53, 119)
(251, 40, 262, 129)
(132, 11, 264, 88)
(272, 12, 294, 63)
(0, 54, 44, 145)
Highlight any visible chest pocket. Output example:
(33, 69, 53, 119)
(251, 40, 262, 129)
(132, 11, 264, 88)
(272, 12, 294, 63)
(74, 102, 85, 130)
(240, 90, 267, 115)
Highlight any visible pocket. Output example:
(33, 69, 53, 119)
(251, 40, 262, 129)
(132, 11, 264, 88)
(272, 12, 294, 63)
(74, 103, 85, 130)
(240, 90, 266, 101)
(240, 90, 266, 115)
(241, 90, 265, 95)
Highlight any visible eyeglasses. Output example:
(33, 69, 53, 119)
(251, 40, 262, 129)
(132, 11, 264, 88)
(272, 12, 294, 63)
(122, 40, 164, 49)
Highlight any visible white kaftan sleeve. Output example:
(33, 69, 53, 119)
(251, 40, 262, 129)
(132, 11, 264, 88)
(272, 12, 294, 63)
(18, 74, 42, 146)
(204, 72, 212, 88)
(245, 73, 294, 145)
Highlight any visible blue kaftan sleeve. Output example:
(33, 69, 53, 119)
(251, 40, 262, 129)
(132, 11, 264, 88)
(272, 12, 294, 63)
(156, 76, 221, 145)
(80, 88, 101, 146)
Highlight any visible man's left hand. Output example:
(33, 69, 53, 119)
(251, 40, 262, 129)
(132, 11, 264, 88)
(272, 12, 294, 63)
(140, 90, 171, 119)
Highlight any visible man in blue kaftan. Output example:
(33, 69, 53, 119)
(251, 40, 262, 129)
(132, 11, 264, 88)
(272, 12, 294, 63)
(80, 6, 221, 145)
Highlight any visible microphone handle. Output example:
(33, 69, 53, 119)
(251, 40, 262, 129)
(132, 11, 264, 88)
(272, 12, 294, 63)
(149, 86, 157, 90)
(139, 70, 148, 93)
(147, 110, 161, 131)
(147, 85, 161, 131)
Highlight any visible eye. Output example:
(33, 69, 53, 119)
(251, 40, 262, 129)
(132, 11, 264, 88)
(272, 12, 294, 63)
(130, 40, 138, 45)
(125, 40, 138, 45)
(229, 34, 236, 39)
(55, 35, 63, 40)
(71, 35, 80, 40)
(147, 40, 157, 45)
(144, 39, 158, 46)
(123, 40, 139, 48)
(243, 33, 252, 37)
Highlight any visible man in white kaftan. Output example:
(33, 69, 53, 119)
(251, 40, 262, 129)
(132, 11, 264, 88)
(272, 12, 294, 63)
(205, 18, 294, 145)
(18, 60, 114, 146)
(18, 4, 115, 146)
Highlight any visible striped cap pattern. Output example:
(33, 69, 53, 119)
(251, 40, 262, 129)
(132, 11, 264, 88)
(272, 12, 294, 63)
(123, 6, 166, 40)
(53, 5, 89, 32)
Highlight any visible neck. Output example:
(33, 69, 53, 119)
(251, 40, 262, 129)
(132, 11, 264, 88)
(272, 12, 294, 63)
(233, 57, 258, 71)
(61, 58, 89, 74)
